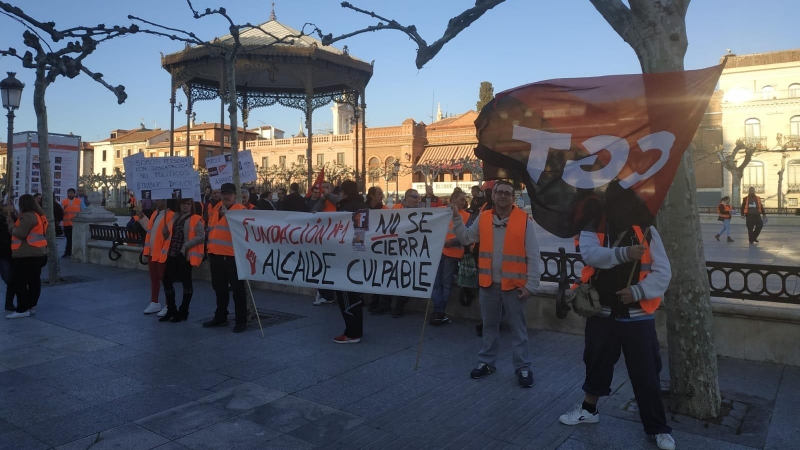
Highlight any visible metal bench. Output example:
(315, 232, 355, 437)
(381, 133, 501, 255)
(89, 223, 148, 264)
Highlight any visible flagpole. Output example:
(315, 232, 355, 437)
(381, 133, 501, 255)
(414, 298, 432, 371)
(245, 280, 265, 338)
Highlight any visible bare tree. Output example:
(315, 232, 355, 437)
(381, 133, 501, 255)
(327, 0, 720, 419)
(0, 2, 138, 282)
(717, 140, 755, 207)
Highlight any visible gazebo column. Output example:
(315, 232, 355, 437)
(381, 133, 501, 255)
(169, 74, 177, 157)
(353, 92, 359, 188)
(185, 89, 192, 158)
(219, 65, 226, 155)
(305, 89, 314, 190)
(360, 91, 367, 188)
(242, 92, 249, 152)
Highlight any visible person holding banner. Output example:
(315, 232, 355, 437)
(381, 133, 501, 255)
(431, 190, 470, 326)
(332, 180, 367, 344)
(311, 181, 340, 306)
(559, 185, 674, 450)
(450, 180, 539, 388)
(365, 187, 394, 315)
(158, 198, 205, 323)
(203, 183, 248, 333)
(137, 200, 173, 315)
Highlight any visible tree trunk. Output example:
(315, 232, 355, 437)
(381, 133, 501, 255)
(732, 172, 742, 212)
(631, 9, 722, 419)
(33, 69, 60, 283)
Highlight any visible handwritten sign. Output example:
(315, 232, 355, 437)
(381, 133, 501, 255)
(227, 209, 451, 298)
(125, 156, 200, 200)
(206, 151, 257, 189)
(122, 153, 145, 194)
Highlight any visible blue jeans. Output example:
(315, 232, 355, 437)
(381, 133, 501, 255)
(718, 219, 730, 237)
(431, 256, 459, 313)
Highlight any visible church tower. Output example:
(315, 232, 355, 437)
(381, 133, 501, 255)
(331, 101, 355, 135)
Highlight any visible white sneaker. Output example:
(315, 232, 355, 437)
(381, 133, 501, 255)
(29, 307, 36, 315)
(157, 306, 168, 317)
(558, 403, 600, 426)
(654, 433, 675, 450)
(6, 311, 31, 319)
(143, 303, 162, 314)
(313, 293, 335, 306)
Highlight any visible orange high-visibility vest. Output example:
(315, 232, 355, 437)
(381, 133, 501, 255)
(143, 209, 174, 261)
(442, 210, 470, 259)
(718, 203, 732, 220)
(571, 226, 661, 314)
(243, 203, 255, 210)
(207, 203, 245, 256)
(11, 212, 48, 251)
(61, 198, 81, 227)
(323, 200, 337, 212)
(160, 214, 204, 267)
(477, 207, 528, 291)
(392, 203, 403, 210)
(742, 196, 762, 215)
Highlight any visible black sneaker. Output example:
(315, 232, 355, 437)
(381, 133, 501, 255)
(202, 318, 227, 328)
(518, 369, 534, 388)
(232, 323, 247, 333)
(470, 363, 496, 379)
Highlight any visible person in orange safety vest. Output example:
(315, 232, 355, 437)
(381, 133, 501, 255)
(137, 199, 173, 316)
(158, 198, 205, 323)
(61, 188, 82, 258)
(6, 194, 48, 319)
(430, 190, 470, 326)
(741, 186, 766, 244)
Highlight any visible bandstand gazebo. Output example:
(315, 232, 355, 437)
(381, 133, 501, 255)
(161, 8, 373, 189)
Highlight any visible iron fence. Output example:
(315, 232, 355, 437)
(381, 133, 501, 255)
(539, 248, 799, 304)
(698, 206, 800, 216)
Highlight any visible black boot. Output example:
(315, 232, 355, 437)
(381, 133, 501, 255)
(171, 290, 192, 323)
(160, 288, 177, 322)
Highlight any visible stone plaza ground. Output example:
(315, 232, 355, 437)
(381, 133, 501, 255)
(0, 225, 798, 450)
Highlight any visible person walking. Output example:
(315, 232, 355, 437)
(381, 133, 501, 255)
(158, 198, 204, 322)
(61, 188, 82, 257)
(431, 190, 470, 325)
(558, 190, 675, 450)
(137, 199, 173, 315)
(450, 180, 540, 388)
(333, 180, 367, 344)
(741, 187, 766, 244)
(203, 183, 248, 333)
(1, 200, 15, 312)
(5, 194, 48, 319)
(715, 196, 733, 243)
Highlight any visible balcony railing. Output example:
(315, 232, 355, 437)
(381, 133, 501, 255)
(726, 89, 800, 103)
(741, 184, 765, 194)
(739, 136, 768, 150)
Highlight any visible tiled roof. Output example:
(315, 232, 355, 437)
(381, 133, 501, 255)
(721, 49, 800, 68)
(175, 123, 258, 134)
(111, 129, 166, 144)
(428, 111, 479, 129)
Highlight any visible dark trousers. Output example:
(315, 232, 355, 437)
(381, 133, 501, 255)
(0, 258, 14, 308)
(318, 289, 335, 302)
(582, 316, 671, 436)
(336, 290, 364, 339)
(63, 226, 73, 255)
(162, 255, 193, 313)
(745, 215, 763, 243)
(12, 256, 45, 313)
(368, 294, 393, 312)
(209, 254, 247, 324)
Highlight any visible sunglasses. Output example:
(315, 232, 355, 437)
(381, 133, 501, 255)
(494, 190, 514, 197)
(409, 194, 420, 199)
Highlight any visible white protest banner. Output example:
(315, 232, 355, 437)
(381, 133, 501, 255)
(131, 156, 197, 200)
(206, 150, 257, 189)
(227, 208, 452, 298)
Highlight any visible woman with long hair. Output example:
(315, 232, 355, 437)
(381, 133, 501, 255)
(159, 198, 205, 322)
(6, 194, 48, 319)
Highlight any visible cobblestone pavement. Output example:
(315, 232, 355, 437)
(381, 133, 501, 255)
(0, 257, 796, 450)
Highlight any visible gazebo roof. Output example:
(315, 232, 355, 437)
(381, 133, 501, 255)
(161, 17, 373, 97)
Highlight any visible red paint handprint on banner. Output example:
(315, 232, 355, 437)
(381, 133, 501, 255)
(246, 249, 257, 275)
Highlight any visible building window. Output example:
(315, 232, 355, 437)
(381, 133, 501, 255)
(149, 152, 155, 158)
(161, 152, 168, 157)
(193, 135, 200, 141)
(761, 85, 774, 100)
(187, 150, 192, 158)
(102, 168, 107, 176)
(138, 149, 144, 153)
(336, 152, 345, 165)
(742, 160, 764, 192)
(368, 157, 381, 183)
(279, 156, 286, 168)
(297, 155, 305, 164)
(790, 84, 800, 98)
(127, 149, 132, 156)
(791, 116, 800, 137)
(102, 150, 107, 162)
(262, 157, 269, 168)
(224, 136, 230, 144)
(385, 156, 397, 183)
(116, 149, 120, 158)
(206, 150, 213, 159)
(790, 198, 798, 207)
(787, 161, 800, 192)
(175, 151, 182, 156)
(316, 154, 324, 167)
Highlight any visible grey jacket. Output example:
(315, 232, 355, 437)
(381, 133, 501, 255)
(451, 208, 540, 294)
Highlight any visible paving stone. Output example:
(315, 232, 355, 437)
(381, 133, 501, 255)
(176, 416, 282, 450)
(259, 434, 317, 450)
(98, 387, 195, 422)
(54, 423, 168, 450)
(13, 357, 86, 379)
(294, 376, 381, 410)
(242, 395, 337, 433)
(288, 410, 365, 446)
(213, 356, 287, 381)
(0, 345, 67, 369)
(64, 375, 147, 404)
(21, 406, 127, 448)
(765, 367, 800, 449)
(252, 365, 332, 393)
(0, 392, 92, 426)
(718, 357, 783, 401)
(135, 401, 237, 440)
(197, 381, 286, 412)
(0, 429, 50, 450)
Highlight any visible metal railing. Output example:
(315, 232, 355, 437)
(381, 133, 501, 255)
(698, 206, 800, 215)
(739, 137, 768, 150)
(539, 248, 799, 305)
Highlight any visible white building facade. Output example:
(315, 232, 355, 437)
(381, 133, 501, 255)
(719, 49, 800, 209)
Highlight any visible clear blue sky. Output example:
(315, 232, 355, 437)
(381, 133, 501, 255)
(0, 0, 797, 143)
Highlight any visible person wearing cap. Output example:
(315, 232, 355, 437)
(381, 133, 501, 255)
(137, 198, 173, 316)
(203, 183, 248, 333)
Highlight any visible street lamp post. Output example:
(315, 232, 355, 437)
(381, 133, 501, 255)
(0, 72, 24, 201)
(393, 159, 401, 203)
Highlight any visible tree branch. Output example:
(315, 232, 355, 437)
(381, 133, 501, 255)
(323, 0, 506, 69)
(80, 66, 127, 104)
(0, 47, 23, 61)
(588, 0, 635, 44)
